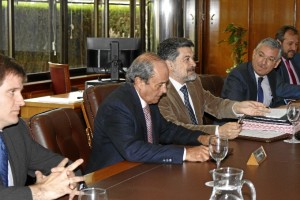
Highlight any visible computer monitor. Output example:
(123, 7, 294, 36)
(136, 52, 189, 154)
(86, 37, 141, 82)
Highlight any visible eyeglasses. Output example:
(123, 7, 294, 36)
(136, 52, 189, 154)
(256, 51, 278, 64)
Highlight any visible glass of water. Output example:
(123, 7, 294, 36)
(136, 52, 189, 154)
(78, 188, 108, 200)
(209, 135, 229, 169)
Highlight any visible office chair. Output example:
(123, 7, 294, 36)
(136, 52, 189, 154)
(82, 83, 123, 146)
(48, 62, 72, 94)
(28, 108, 91, 172)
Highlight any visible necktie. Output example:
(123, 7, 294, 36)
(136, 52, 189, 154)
(257, 77, 264, 103)
(0, 133, 8, 186)
(285, 60, 297, 84)
(180, 85, 198, 125)
(143, 105, 153, 143)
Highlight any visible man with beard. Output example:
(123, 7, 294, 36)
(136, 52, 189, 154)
(157, 37, 269, 138)
(222, 37, 300, 108)
(275, 25, 300, 85)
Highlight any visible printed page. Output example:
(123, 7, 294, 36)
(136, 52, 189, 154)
(265, 108, 287, 118)
(240, 129, 288, 139)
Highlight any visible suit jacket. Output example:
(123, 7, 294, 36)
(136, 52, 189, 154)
(221, 62, 300, 107)
(85, 83, 204, 173)
(0, 119, 64, 200)
(275, 53, 300, 84)
(158, 76, 236, 134)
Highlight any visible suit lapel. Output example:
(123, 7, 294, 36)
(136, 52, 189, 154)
(167, 82, 191, 121)
(247, 63, 258, 101)
(128, 84, 155, 143)
(186, 82, 201, 122)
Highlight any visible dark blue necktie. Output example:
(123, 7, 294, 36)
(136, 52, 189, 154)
(0, 133, 8, 186)
(257, 77, 264, 103)
(180, 85, 198, 125)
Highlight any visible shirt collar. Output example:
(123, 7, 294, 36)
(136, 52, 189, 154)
(254, 72, 265, 80)
(169, 77, 186, 92)
(135, 88, 147, 108)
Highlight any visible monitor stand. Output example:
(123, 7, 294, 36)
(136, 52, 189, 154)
(96, 60, 125, 83)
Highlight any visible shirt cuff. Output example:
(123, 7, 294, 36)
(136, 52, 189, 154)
(183, 147, 186, 161)
(232, 102, 243, 117)
(215, 125, 219, 136)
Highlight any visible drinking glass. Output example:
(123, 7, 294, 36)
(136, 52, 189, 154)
(209, 135, 229, 169)
(79, 188, 108, 200)
(284, 102, 300, 143)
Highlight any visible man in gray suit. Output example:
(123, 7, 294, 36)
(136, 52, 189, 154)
(0, 54, 84, 200)
(157, 37, 269, 139)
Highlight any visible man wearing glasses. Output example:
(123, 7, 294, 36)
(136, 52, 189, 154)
(221, 37, 300, 108)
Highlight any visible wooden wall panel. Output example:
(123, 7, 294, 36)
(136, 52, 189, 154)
(248, 0, 296, 57)
(295, 1, 300, 32)
(203, 0, 249, 76)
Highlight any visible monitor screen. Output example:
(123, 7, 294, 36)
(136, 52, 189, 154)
(86, 37, 141, 80)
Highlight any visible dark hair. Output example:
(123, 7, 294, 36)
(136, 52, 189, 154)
(275, 25, 298, 42)
(157, 37, 194, 61)
(0, 54, 27, 86)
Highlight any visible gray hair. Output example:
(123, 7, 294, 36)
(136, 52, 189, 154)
(255, 37, 282, 59)
(126, 52, 163, 84)
(157, 37, 194, 61)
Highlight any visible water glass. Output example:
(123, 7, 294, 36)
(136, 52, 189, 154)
(79, 187, 108, 200)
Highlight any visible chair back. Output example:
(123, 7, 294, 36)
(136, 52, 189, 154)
(199, 74, 225, 125)
(49, 62, 71, 94)
(28, 108, 91, 172)
(82, 83, 122, 139)
(199, 74, 224, 97)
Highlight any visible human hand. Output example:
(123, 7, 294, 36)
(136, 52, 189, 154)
(185, 145, 210, 162)
(50, 158, 80, 190)
(219, 122, 241, 139)
(233, 101, 270, 116)
(30, 158, 84, 200)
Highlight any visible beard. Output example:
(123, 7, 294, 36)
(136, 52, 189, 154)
(283, 50, 296, 59)
(184, 73, 197, 82)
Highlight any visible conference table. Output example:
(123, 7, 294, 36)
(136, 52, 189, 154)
(80, 138, 300, 200)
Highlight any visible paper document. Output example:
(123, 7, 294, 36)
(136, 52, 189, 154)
(265, 108, 287, 118)
(240, 129, 289, 139)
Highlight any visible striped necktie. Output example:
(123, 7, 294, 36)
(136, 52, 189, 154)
(285, 60, 297, 84)
(180, 85, 198, 125)
(0, 133, 8, 186)
(143, 105, 153, 143)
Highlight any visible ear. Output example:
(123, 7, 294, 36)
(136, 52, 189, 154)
(134, 77, 145, 89)
(276, 39, 282, 45)
(165, 60, 174, 71)
(252, 49, 256, 60)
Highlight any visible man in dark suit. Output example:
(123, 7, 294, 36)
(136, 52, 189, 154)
(157, 37, 268, 138)
(222, 37, 300, 107)
(86, 52, 212, 172)
(0, 54, 84, 200)
(275, 25, 300, 85)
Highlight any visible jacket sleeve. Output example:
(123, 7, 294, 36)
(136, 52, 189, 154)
(0, 119, 67, 200)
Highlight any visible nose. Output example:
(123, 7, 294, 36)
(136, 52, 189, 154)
(16, 94, 25, 107)
(161, 84, 167, 94)
(261, 57, 268, 65)
(190, 58, 196, 67)
(291, 43, 298, 51)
